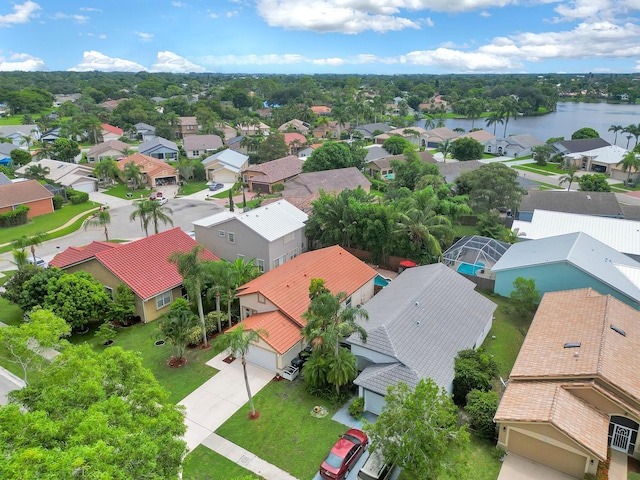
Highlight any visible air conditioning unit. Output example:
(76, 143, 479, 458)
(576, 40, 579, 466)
(282, 365, 299, 381)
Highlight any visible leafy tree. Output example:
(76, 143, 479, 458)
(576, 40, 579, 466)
(109, 283, 136, 324)
(617, 151, 640, 185)
(476, 212, 517, 243)
(9, 149, 31, 167)
(382, 135, 411, 155)
(214, 324, 266, 419)
(122, 160, 143, 190)
(436, 138, 453, 162)
(23, 163, 49, 181)
(84, 207, 111, 241)
(44, 271, 112, 331)
(364, 379, 469, 479)
(452, 349, 499, 406)
(571, 127, 599, 139)
(49, 138, 80, 162)
(390, 146, 440, 192)
(256, 131, 289, 163)
(0, 308, 70, 383)
(17, 267, 64, 312)
(578, 173, 611, 192)
(465, 389, 499, 439)
(455, 163, 525, 213)
(302, 142, 354, 173)
(531, 145, 553, 166)
(451, 137, 483, 161)
(1, 344, 187, 479)
(157, 305, 199, 364)
(10, 248, 29, 270)
(509, 276, 540, 319)
(93, 157, 120, 185)
(1, 265, 39, 305)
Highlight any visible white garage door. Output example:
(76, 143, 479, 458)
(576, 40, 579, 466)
(364, 390, 386, 416)
(244, 345, 277, 372)
(72, 181, 96, 193)
(212, 171, 237, 184)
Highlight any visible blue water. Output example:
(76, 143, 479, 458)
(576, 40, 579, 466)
(457, 262, 485, 276)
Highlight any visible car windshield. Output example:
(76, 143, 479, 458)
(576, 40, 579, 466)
(342, 434, 361, 445)
(324, 452, 344, 469)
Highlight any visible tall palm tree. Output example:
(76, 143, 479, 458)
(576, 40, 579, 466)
(12, 233, 47, 266)
(158, 307, 199, 365)
(93, 157, 120, 185)
(84, 208, 111, 241)
(22, 134, 34, 153)
(437, 139, 453, 163)
(129, 199, 153, 237)
(485, 111, 504, 136)
(559, 167, 578, 191)
(33, 140, 52, 160)
(609, 125, 623, 145)
(122, 161, 143, 190)
(499, 97, 519, 138)
(332, 105, 349, 137)
(214, 324, 267, 419)
(226, 258, 261, 326)
(146, 200, 173, 235)
(617, 152, 640, 185)
(467, 99, 485, 130)
(169, 246, 212, 348)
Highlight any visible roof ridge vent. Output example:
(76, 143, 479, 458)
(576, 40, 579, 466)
(611, 325, 626, 337)
(563, 342, 581, 348)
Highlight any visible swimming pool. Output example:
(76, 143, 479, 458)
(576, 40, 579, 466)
(457, 262, 485, 276)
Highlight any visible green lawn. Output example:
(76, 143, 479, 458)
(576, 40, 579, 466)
(519, 162, 568, 174)
(177, 181, 208, 196)
(0, 270, 16, 287)
(215, 379, 349, 480)
(610, 182, 640, 192)
(629, 472, 640, 480)
(512, 165, 554, 176)
(104, 182, 153, 200)
(534, 181, 564, 190)
(453, 224, 477, 238)
(0, 201, 99, 248)
(0, 297, 23, 325)
(68, 321, 222, 404)
(182, 445, 262, 480)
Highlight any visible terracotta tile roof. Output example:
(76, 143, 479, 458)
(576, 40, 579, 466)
(117, 153, 177, 180)
(235, 310, 302, 354)
(238, 245, 377, 327)
(245, 155, 304, 184)
(95, 228, 219, 300)
(0, 180, 53, 208)
(49, 241, 116, 268)
(283, 132, 306, 146)
(101, 124, 123, 136)
(310, 106, 331, 114)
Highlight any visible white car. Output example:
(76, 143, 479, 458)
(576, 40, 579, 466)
(158, 197, 168, 206)
(26, 256, 49, 268)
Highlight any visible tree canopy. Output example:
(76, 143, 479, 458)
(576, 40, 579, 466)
(302, 142, 355, 173)
(451, 137, 484, 161)
(571, 127, 600, 139)
(578, 173, 611, 192)
(455, 163, 525, 213)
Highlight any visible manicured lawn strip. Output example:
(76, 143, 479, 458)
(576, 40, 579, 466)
(215, 379, 348, 480)
(68, 322, 222, 404)
(0, 297, 23, 325)
(104, 182, 153, 200)
(628, 472, 640, 480)
(533, 181, 564, 190)
(182, 445, 262, 480)
(511, 165, 554, 176)
(177, 181, 208, 196)
(519, 162, 568, 174)
(610, 183, 640, 192)
(0, 270, 16, 287)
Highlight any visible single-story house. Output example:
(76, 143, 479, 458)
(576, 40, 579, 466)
(495, 288, 640, 479)
(456, 129, 496, 144)
(176, 116, 200, 138)
(364, 145, 392, 163)
(133, 122, 156, 142)
(49, 228, 219, 323)
(484, 133, 545, 157)
(552, 138, 611, 156)
(217, 123, 239, 142)
(283, 132, 307, 155)
(310, 106, 332, 117)
(40, 127, 62, 143)
(278, 119, 310, 135)
(138, 137, 179, 161)
(385, 126, 458, 149)
(202, 149, 249, 184)
(16, 159, 98, 193)
(563, 144, 632, 179)
(517, 191, 623, 221)
(192, 199, 308, 272)
(243, 155, 304, 193)
(117, 153, 178, 188)
(512, 209, 640, 261)
(86, 140, 130, 163)
(366, 151, 436, 180)
(234, 245, 377, 373)
(0, 172, 12, 185)
(0, 179, 54, 218)
(236, 121, 270, 137)
(312, 121, 346, 139)
(491, 232, 640, 310)
(0, 142, 19, 161)
(0, 125, 40, 147)
(347, 263, 497, 415)
(99, 99, 127, 111)
(282, 167, 371, 199)
(101, 124, 123, 142)
(438, 159, 484, 183)
(298, 144, 322, 159)
(183, 134, 223, 159)
(353, 123, 393, 139)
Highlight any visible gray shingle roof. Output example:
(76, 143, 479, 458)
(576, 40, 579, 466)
(555, 138, 611, 154)
(519, 191, 622, 217)
(139, 137, 178, 153)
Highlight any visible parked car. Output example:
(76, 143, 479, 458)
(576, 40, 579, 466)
(26, 256, 49, 269)
(149, 192, 164, 200)
(320, 428, 369, 480)
(358, 448, 395, 480)
(158, 197, 168, 206)
(208, 183, 224, 191)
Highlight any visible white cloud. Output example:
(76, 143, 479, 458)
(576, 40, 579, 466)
(134, 31, 154, 41)
(0, 53, 46, 71)
(150, 51, 206, 73)
(80, 7, 102, 12)
(401, 48, 521, 71)
(50, 12, 90, 23)
(84, 32, 107, 39)
(480, 10, 491, 17)
(172, 1, 187, 6)
(553, 0, 611, 22)
(0, 1, 40, 27)
(312, 57, 347, 66)
(424, 17, 434, 26)
(226, 10, 238, 17)
(68, 51, 147, 72)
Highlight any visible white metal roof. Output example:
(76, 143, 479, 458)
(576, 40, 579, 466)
(513, 209, 640, 256)
(191, 210, 238, 228)
(566, 144, 628, 165)
(235, 200, 308, 241)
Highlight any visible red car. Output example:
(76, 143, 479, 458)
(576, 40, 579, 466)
(320, 428, 369, 480)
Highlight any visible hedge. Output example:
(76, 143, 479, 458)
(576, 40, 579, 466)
(0, 204, 30, 227)
(52, 195, 64, 210)
(67, 189, 89, 204)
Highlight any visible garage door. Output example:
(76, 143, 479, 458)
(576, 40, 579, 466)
(364, 390, 386, 416)
(72, 181, 96, 193)
(244, 345, 277, 372)
(507, 430, 586, 479)
(212, 171, 237, 184)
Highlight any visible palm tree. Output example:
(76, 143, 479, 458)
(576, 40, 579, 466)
(226, 258, 261, 327)
(158, 307, 199, 365)
(84, 208, 111, 241)
(129, 199, 153, 237)
(559, 167, 578, 191)
(12, 233, 47, 266)
(485, 111, 504, 136)
(499, 97, 519, 138)
(93, 157, 120, 185)
(437, 139, 453, 163)
(207, 261, 227, 334)
(146, 200, 173, 235)
(33, 140, 52, 160)
(22, 134, 34, 153)
(122, 161, 143, 190)
(466, 99, 485, 130)
(169, 245, 212, 348)
(214, 324, 267, 419)
(11, 248, 29, 270)
(617, 152, 640, 185)
(24, 164, 50, 181)
(609, 125, 623, 145)
(176, 158, 194, 183)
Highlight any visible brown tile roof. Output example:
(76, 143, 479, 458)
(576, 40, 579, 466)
(283, 167, 371, 198)
(179, 116, 198, 126)
(86, 139, 130, 157)
(101, 124, 123, 136)
(95, 228, 219, 300)
(370, 151, 436, 170)
(238, 245, 377, 328)
(310, 106, 331, 114)
(236, 310, 302, 354)
(117, 153, 177, 180)
(49, 241, 116, 268)
(0, 180, 53, 209)
(283, 132, 307, 146)
(457, 129, 495, 143)
(245, 156, 304, 184)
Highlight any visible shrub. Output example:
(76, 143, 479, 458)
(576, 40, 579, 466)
(370, 178, 387, 192)
(68, 189, 89, 204)
(187, 312, 223, 346)
(465, 389, 499, 439)
(0, 204, 29, 227)
(348, 397, 365, 418)
(452, 349, 499, 406)
(52, 194, 64, 210)
(271, 183, 284, 193)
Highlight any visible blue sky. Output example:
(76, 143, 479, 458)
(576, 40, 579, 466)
(1, 0, 640, 74)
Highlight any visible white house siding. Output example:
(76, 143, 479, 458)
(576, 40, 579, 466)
(277, 341, 303, 371)
(245, 342, 277, 372)
(266, 228, 307, 271)
(351, 279, 376, 307)
(238, 293, 278, 320)
(362, 387, 386, 416)
(195, 220, 271, 269)
(71, 181, 97, 193)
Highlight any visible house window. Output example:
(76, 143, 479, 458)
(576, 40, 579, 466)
(181, 286, 188, 299)
(218, 230, 226, 237)
(156, 290, 172, 310)
(256, 259, 265, 272)
(244, 307, 257, 319)
(192, 150, 199, 156)
(228, 232, 235, 244)
(104, 286, 113, 300)
(289, 248, 299, 260)
(237, 254, 245, 260)
(283, 232, 295, 244)
(187, 125, 194, 130)
(258, 293, 265, 304)
(273, 254, 286, 269)
(346, 296, 352, 309)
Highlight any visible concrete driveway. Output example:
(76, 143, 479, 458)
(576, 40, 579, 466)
(497, 453, 580, 480)
(0, 366, 25, 405)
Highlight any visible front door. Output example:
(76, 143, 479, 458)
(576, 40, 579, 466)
(611, 424, 633, 453)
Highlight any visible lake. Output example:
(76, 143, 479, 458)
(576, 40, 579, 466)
(417, 102, 640, 147)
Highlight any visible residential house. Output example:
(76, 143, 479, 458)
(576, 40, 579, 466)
(312, 121, 347, 139)
(282, 167, 372, 200)
(138, 137, 179, 161)
(456, 129, 496, 145)
(243, 155, 304, 193)
(234, 245, 377, 373)
(562, 144, 632, 179)
(282, 132, 307, 155)
(86, 140, 131, 164)
(226, 136, 247, 154)
(366, 151, 436, 180)
(438, 159, 485, 183)
(193, 200, 308, 272)
(517, 191, 623, 221)
(183, 135, 223, 159)
(0, 125, 40, 147)
(347, 263, 496, 415)
(353, 123, 393, 139)
(484, 133, 545, 157)
(380, 126, 458, 149)
(491, 232, 640, 309)
(278, 119, 310, 135)
(49, 229, 219, 323)
(0, 172, 11, 185)
(552, 138, 611, 156)
(117, 153, 178, 187)
(442, 235, 511, 278)
(236, 121, 270, 137)
(99, 99, 127, 111)
(40, 127, 62, 143)
(0, 142, 18, 161)
(217, 123, 238, 142)
(310, 106, 332, 117)
(298, 143, 322, 159)
(16, 159, 97, 193)
(512, 209, 640, 261)
(101, 124, 123, 142)
(133, 122, 156, 142)
(494, 288, 640, 479)
(176, 116, 200, 139)
(0, 179, 54, 218)
(202, 149, 249, 184)
(53, 93, 81, 107)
